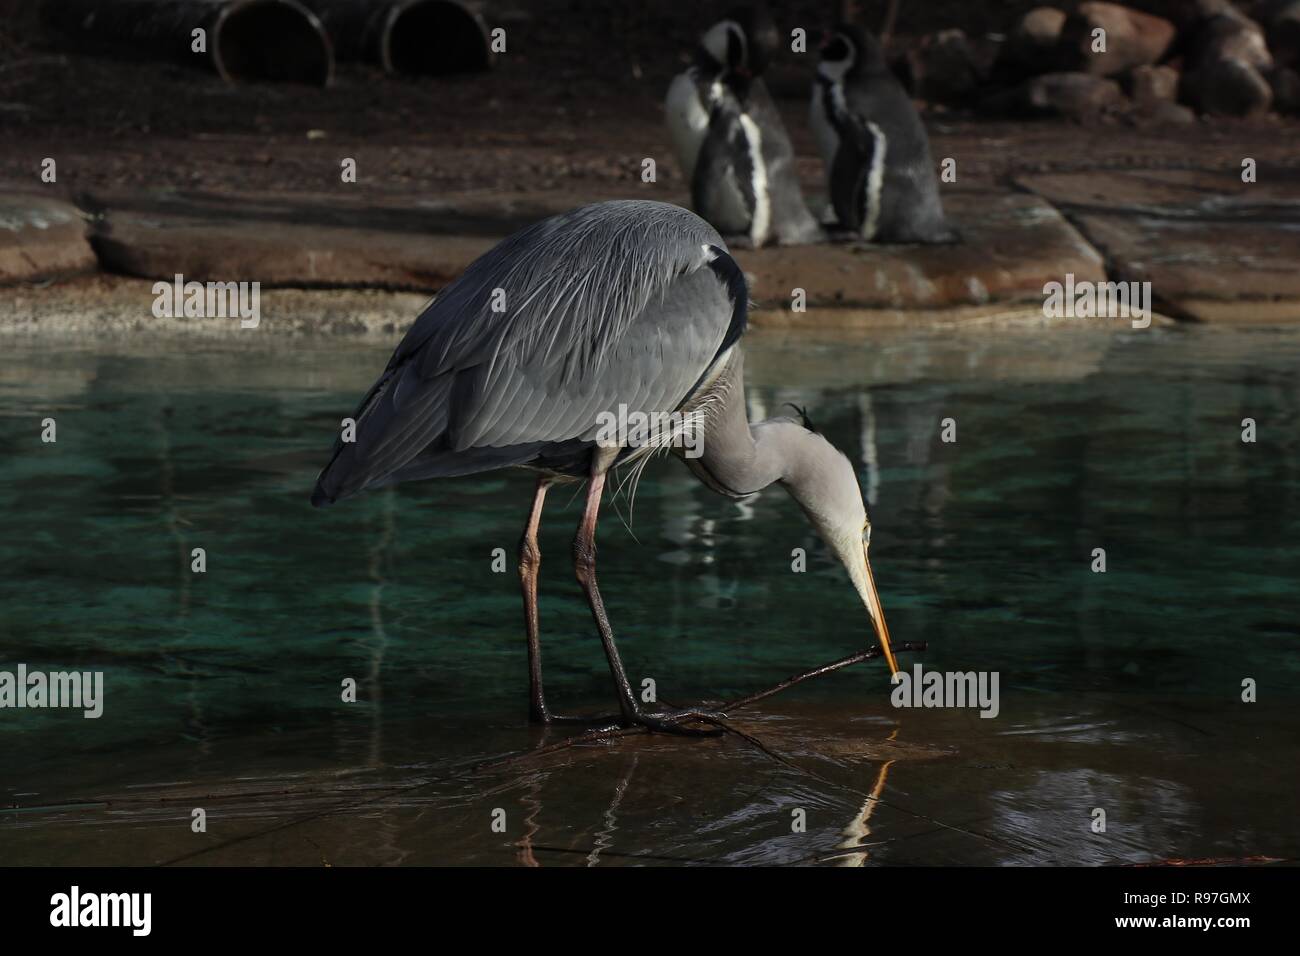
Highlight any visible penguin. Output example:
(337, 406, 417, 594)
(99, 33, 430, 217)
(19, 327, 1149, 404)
(665, 10, 823, 247)
(810, 24, 956, 244)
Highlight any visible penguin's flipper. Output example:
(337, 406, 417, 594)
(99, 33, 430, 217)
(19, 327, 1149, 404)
(666, 71, 710, 180)
(691, 116, 754, 238)
(829, 139, 872, 236)
(765, 146, 826, 245)
(726, 119, 762, 234)
(744, 83, 824, 245)
(839, 107, 879, 158)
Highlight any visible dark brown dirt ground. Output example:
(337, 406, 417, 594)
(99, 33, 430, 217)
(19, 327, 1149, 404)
(4, 0, 1298, 206)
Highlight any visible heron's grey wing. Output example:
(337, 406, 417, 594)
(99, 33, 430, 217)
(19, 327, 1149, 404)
(312, 201, 736, 505)
(454, 260, 741, 452)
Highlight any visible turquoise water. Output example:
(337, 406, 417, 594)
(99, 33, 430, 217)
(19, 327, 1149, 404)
(1, 324, 1298, 865)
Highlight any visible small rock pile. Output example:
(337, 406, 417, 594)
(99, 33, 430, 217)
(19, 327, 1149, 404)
(897, 0, 1300, 122)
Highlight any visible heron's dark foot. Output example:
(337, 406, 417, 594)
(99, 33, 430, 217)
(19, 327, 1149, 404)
(530, 702, 622, 726)
(536, 711, 623, 726)
(626, 706, 728, 737)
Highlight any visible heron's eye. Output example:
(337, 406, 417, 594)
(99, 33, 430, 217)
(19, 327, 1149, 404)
(862, 523, 872, 547)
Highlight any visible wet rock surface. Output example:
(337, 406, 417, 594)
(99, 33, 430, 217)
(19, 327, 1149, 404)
(2, 4, 1300, 322)
(1017, 167, 1300, 319)
(6, 133, 1300, 324)
(58, 187, 1106, 314)
(4, 694, 1296, 865)
(737, 190, 1105, 311)
(0, 195, 96, 284)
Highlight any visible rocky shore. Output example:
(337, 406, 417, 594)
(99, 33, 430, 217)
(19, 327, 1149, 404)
(3, 0, 1299, 332)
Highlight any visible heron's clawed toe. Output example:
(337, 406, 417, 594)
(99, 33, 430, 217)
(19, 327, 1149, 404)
(631, 707, 729, 736)
(538, 711, 622, 726)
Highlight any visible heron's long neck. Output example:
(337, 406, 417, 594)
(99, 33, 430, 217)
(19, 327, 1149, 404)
(685, 353, 816, 499)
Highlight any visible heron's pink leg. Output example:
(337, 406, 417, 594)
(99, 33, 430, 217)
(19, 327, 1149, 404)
(573, 471, 723, 736)
(571, 472, 637, 721)
(519, 477, 552, 724)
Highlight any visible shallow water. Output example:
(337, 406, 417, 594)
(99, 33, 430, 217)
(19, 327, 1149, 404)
(1, 324, 1298, 865)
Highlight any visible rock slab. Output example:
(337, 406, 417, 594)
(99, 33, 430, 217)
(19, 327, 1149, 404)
(1018, 168, 1300, 320)
(0, 196, 97, 284)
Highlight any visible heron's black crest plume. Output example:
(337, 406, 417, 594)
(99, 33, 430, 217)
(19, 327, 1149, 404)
(784, 403, 818, 433)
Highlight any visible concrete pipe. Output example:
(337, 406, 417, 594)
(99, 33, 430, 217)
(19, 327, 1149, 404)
(40, 0, 335, 86)
(306, 0, 494, 76)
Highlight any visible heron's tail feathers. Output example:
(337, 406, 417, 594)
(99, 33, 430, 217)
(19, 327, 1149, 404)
(311, 363, 555, 506)
(311, 364, 448, 507)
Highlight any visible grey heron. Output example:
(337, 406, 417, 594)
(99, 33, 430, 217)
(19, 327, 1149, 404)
(312, 199, 898, 734)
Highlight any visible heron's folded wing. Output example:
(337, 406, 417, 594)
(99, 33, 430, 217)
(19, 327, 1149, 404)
(313, 202, 738, 503)
(454, 263, 738, 450)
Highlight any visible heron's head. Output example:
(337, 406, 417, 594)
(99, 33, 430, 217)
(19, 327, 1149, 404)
(817, 23, 885, 82)
(768, 418, 899, 675)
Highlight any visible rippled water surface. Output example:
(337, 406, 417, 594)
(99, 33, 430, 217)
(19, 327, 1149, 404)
(1, 323, 1298, 865)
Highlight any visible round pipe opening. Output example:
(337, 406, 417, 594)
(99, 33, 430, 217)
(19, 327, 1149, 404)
(383, 0, 492, 76)
(213, 0, 335, 85)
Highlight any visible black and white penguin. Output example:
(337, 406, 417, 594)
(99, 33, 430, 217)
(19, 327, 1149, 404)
(810, 24, 956, 244)
(665, 11, 823, 247)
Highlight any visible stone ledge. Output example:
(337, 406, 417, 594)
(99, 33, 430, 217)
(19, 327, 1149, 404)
(70, 187, 1107, 314)
(8, 179, 1297, 323)
(1017, 169, 1300, 320)
(0, 196, 98, 284)
(736, 189, 1105, 310)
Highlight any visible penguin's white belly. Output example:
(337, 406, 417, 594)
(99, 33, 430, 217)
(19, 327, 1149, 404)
(708, 163, 755, 236)
(736, 113, 770, 245)
(861, 120, 888, 240)
(666, 72, 710, 180)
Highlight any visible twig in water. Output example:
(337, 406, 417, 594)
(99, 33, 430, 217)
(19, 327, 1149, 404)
(722, 641, 927, 712)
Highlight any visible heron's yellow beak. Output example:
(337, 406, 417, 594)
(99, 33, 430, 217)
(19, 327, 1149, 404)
(862, 545, 899, 676)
